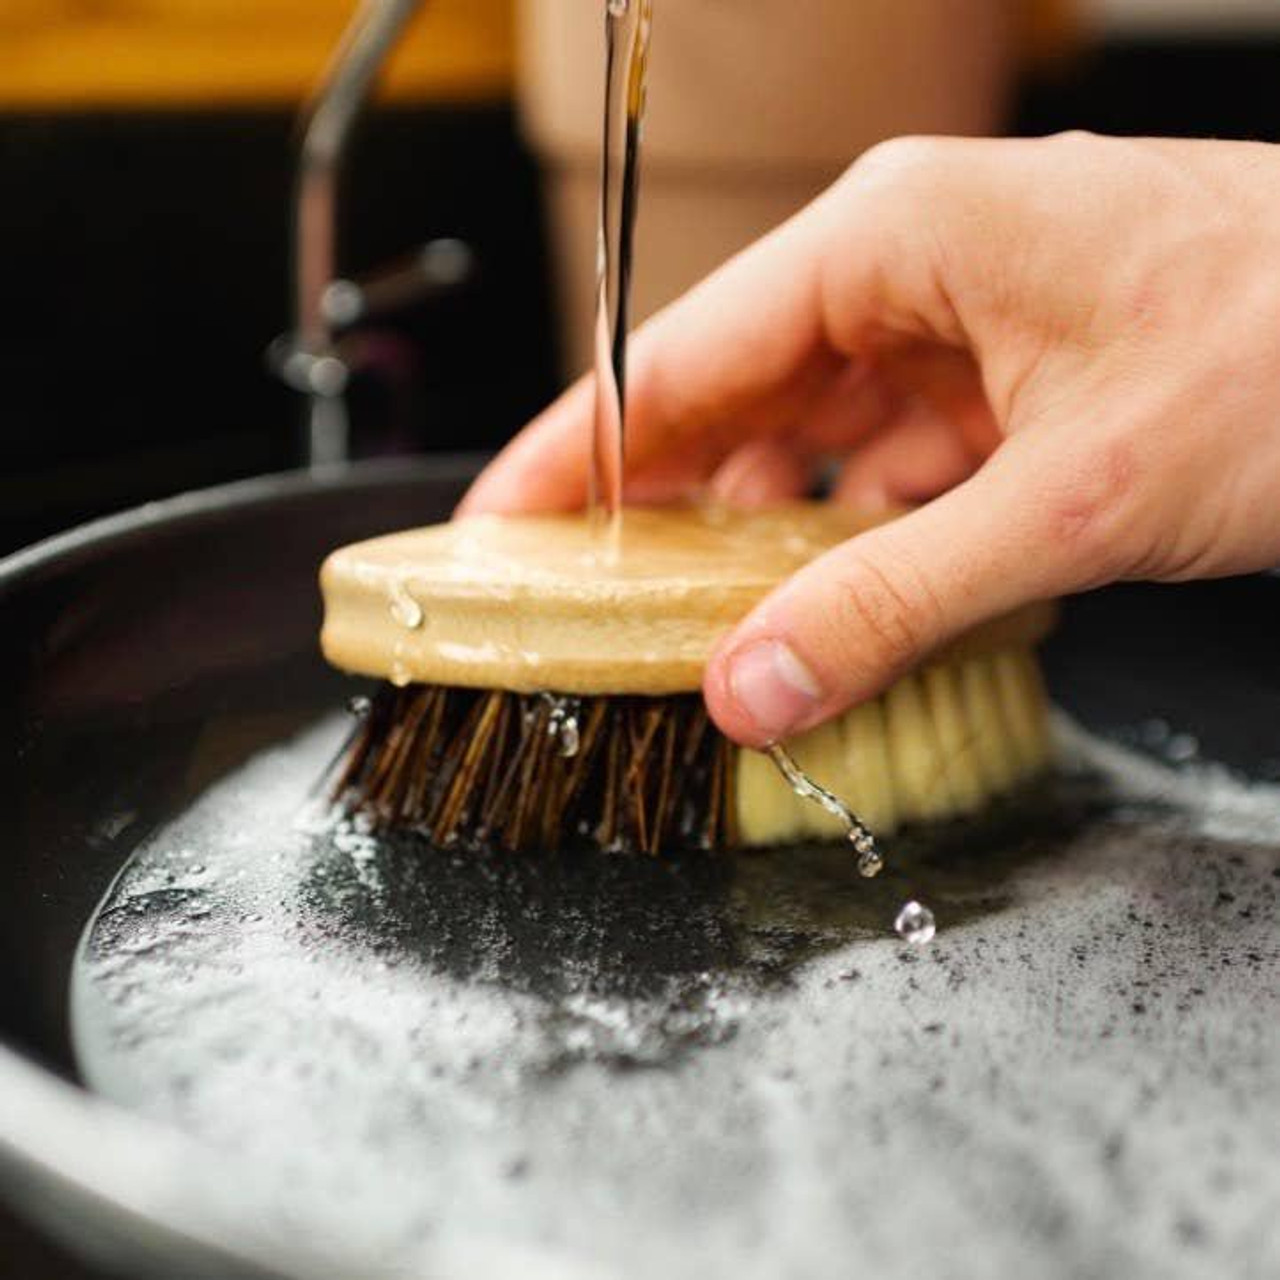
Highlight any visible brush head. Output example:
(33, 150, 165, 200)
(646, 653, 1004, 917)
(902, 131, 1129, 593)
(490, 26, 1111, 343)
(321, 503, 1058, 853)
(321, 503, 1056, 695)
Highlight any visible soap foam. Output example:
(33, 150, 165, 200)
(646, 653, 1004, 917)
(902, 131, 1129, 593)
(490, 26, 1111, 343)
(71, 713, 1280, 1280)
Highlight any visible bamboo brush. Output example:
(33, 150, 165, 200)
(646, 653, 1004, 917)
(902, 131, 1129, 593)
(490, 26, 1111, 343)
(320, 503, 1056, 855)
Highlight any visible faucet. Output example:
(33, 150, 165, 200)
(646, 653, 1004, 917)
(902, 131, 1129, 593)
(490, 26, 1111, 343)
(271, 0, 474, 470)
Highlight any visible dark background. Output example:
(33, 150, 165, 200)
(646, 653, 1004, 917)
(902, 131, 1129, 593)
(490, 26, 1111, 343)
(2, 35, 1280, 556)
(2, 31, 1280, 1278)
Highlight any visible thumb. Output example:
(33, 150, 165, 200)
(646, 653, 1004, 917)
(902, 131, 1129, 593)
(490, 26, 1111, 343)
(704, 436, 1124, 746)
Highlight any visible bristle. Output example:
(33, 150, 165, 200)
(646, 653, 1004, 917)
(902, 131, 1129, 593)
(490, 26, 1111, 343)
(788, 721, 850, 840)
(959, 655, 1020, 794)
(885, 673, 953, 822)
(842, 698, 897, 832)
(726, 643, 1052, 846)
(733, 739, 797, 847)
(337, 687, 732, 854)
(712, 724, 738, 850)
(992, 649, 1051, 773)
(335, 643, 1053, 855)
(921, 664, 986, 816)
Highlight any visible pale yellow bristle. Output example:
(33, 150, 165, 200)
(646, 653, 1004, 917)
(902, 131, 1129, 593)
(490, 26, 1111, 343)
(841, 697, 898, 833)
(788, 721, 851, 840)
(733, 644, 1052, 847)
(992, 648, 1051, 774)
(887, 673, 955, 822)
(958, 655, 1020, 794)
(921, 663, 988, 816)
(734, 737, 803, 847)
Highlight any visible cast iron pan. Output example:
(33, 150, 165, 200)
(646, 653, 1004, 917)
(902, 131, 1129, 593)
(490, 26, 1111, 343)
(0, 458, 1276, 1280)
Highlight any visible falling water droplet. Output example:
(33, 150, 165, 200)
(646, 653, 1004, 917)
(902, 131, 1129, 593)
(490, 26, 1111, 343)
(894, 900, 936, 946)
(346, 695, 371, 719)
(851, 831, 884, 879)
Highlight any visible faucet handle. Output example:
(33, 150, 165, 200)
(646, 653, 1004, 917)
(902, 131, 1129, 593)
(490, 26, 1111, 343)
(321, 238, 476, 331)
(269, 236, 475, 394)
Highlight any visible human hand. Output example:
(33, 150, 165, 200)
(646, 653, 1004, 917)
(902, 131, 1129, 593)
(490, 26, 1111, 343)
(460, 132, 1280, 746)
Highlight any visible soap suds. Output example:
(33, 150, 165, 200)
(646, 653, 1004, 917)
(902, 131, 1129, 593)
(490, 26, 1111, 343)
(71, 713, 1280, 1280)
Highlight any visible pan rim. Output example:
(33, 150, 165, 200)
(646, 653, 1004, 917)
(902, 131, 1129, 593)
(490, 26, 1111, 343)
(0, 453, 485, 597)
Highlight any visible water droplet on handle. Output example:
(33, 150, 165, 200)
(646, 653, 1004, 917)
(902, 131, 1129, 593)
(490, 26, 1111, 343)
(388, 582, 423, 630)
(894, 900, 936, 946)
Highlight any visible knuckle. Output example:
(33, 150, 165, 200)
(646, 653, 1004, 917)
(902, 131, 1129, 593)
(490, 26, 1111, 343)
(1047, 131, 1157, 184)
(852, 135, 952, 191)
(1039, 436, 1143, 580)
(1049, 128, 1100, 150)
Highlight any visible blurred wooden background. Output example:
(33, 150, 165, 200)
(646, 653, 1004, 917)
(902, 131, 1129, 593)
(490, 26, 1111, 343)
(0, 0, 513, 107)
(0, 0, 1084, 111)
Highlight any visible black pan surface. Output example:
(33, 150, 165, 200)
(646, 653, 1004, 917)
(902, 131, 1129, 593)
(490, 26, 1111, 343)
(0, 459, 1276, 1280)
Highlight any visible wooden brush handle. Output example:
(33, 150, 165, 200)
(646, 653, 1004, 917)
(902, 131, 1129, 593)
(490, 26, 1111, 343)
(320, 504, 1056, 695)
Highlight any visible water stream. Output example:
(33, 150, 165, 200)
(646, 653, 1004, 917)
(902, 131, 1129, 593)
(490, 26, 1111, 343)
(590, 0, 653, 539)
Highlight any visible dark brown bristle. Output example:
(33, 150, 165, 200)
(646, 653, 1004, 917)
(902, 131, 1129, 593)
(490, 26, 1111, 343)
(335, 684, 736, 855)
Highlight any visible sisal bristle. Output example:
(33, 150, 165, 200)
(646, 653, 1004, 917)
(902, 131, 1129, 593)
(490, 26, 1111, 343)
(842, 698, 898, 833)
(993, 649, 1051, 772)
(886, 673, 952, 821)
(922, 664, 987, 816)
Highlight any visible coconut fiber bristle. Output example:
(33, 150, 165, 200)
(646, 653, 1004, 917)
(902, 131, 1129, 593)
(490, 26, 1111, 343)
(336, 685, 736, 855)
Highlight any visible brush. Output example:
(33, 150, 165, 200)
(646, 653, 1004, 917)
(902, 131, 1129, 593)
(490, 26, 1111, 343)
(320, 502, 1055, 855)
